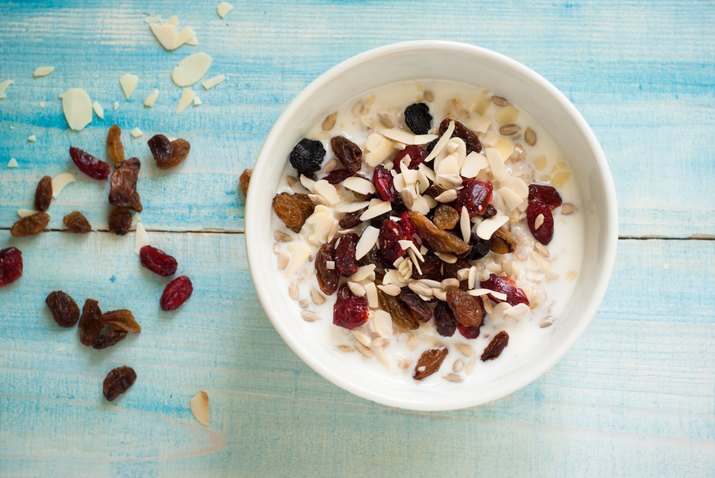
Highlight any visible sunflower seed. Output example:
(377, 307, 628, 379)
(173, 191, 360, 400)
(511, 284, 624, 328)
(539, 316, 555, 328)
(452, 359, 465, 372)
(299, 299, 309, 309)
(561, 203, 575, 215)
(322, 112, 337, 131)
(534, 242, 550, 257)
(443, 373, 464, 383)
(525, 127, 537, 146)
(289, 282, 299, 300)
(499, 124, 521, 136)
(301, 310, 319, 322)
(491, 95, 510, 107)
(423, 90, 434, 102)
(355, 341, 372, 357)
(465, 357, 477, 374)
(277, 252, 289, 271)
(352, 329, 372, 348)
(274, 231, 292, 243)
(338, 344, 354, 353)
(310, 288, 326, 305)
(456, 343, 474, 357)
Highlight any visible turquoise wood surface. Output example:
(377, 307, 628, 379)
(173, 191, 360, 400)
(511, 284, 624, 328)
(0, 1, 713, 477)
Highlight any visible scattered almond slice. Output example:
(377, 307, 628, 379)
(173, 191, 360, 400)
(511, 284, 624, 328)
(468, 288, 508, 302)
(165, 16, 179, 26)
(364, 134, 394, 167)
(377, 283, 401, 296)
(313, 180, 340, 206)
(372, 310, 393, 339)
(424, 120, 454, 162)
(144, 16, 162, 23)
(149, 18, 198, 51)
(202, 74, 225, 90)
(476, 215, 509, 240)
(51, 172, 75, 198)
(113, 101, 119, 111)
(355, 226, 379, 260)
(39, 101, 46, 108)
(468, 266, 478, 289)
(285, 241, 311, 276)
(134, 222, 149, 254)
(217, 1, 234, 18)
(172, 52, 213, 87)
(342, 176, 376, 196)
(92, 101, 104, 119)
(461, 151, 488, 178)
(499, 186, 523, 211)
(189, 391, 210, 426)
(33, 66, 55, 78)
(360, 199, 391, 221)
(131, 213, 141, 228)
(144, 89, 159, 107)
(119, 74, 139, 99)
(485, 148, 507, 181)
(335, 200, 369, 213)
(17, 208, 38, 218)
(193, 96, 202, 106)
(534, 213, 545, 230)
(27, 135, 36, 143)
(176, 88, 195, 114)
(504, 303, 530, 320)
(7, 158, 18, 168)
(434, 251, 457, 264)
(364, 282, 379, 308)
(349, 264, 376, 283)
(459, 207, 471, 243)
(60, 88, 92, 131)
(0, 79, 14, 99)
(378, 128, 437, 145)
(130, 127, 143, 138)
(299, 174, 316, 192)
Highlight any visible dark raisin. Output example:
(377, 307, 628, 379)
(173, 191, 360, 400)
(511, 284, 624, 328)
(109, 157, 141, 207)
(480, 274, 530, 307)
(323, 168, 354, 184)
(339, 208, 366, 229)
(455, 180, 493, 217)
(468, 235, 492, 260)
(102, 310, 141, 333)
(92, 328, 128, 349)
(434, 302, 457, 337)
(163, 138, 190, 169)
(239, 169, 252, 197)
(442, 259, 471, 286)
(330, 136, 362, 173)
(333, 285, 368, 329)
(393, 145, 427, 171)
(404, 103, 432, 135)
(130, 191, 143, 213)
(272, 193, 315, 233)
(481, 331, 509, 361)
(373, 165, 395, 202)
(315, 242, 339, 295)
(103, 366, 137, 401)
(390, 194, 407, 214)
(34, 176, 52, 212)
(482, 204, 497, 219)
(140, 245, 178, 277)
(413, 347, 448, 380)
(0, 247, 23, 287)
(398, 292, 435, 323)
(69, 146, 110, 180)
(438, 118, 482, 154)
(528, 184, 562, 210)
(11, 212, 50, 237)
(527, 199, 555, 245)
(63, 211, 91, 233)
(378, 289, 419, 330)
(160, 275, 193, 311)
(458, 323, 481, 339)
(446, 289, 484, 327)
(46, 290, 80, 327)
(148, 134, 172, 165)
(108, 207, 132, 236)
(289, 138, 325, 174)
(106, 124, 125, 165)
(78, 299, 103, 347)
(358, 247, 387, 280)
(412, 254, 443, 281)
(335, 233, 359, 277)
(423, 184, 446, 198)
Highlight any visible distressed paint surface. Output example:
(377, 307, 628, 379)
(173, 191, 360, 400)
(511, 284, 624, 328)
(0, 1, 713, 477)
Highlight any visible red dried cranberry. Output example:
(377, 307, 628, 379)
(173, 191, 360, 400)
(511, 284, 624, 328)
(140, 245, 178, 277)
(457, 323, 481, 339)
(323, 168, 354, 184)
(378, 219, 405, 263)
(373, 165, 395, 202)
(0, 247, 23, 287)
(69, 146, 110, 180)
(528, 184, 562, 210)
(455, 180, 493, 217)
(335, 233, 359, 277)
(160, 276, 193, 311)
(332, 285, 369, 330)
(393, 145, 426, 171)
(480, 274, 530, 307)
(399, 211, 418, 244)
(526, 199, 555, 245)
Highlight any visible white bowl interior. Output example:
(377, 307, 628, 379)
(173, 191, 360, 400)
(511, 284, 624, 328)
(246, 42, 617, 410)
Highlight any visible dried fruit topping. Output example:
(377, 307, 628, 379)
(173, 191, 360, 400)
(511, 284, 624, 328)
(131, 191, 143, 213)
(332, 285, 369, 329)
(358, 247, 388, 280)
(423, 183, 446, 198)
(166, 138, 191, 168)
(446, 289, 484, 327)
(106, 124, 125, 165)
(398, 291, 434, 323)
(489, 227, 516, 254)
(528, 184, 562, 210)
(272, 192, 315, 233)
(432, 204, 460, 230)
(289, 138, 325, 174)
(404, 103, 432, 135)
(457, 323, 481, 339)
(109, 157, 141, 207)
(330, 136, 362, 173)
(413, 347, 448, 380)
(399, 211, 418, 244)
(455, 179, 493, 217)
(480, 274, 530, 307)
(92, 329, 128, 349)
(481, 331, 509, 361)
(63, 211, 91, 233)
(526, 199, 555, 245)
(34, 176, 52, 212)
(78, 299, 103, 347)
(315, 242, 340, 295)
(102, 309, 141, 334)
(140, 245, 178, 277)
(11, 212, 50, 237)
(373, 165, 395, 201)
(412, 254, 443, 281)
(103, 365, 136, 401)
(160, 275, 193, 311)
(0, 247, 23, 287)
(239, 169, 252, 197)
(338, 208, 366, 229)
(434, 302, 457, 337)
(438, 118, 482, 154)
(393, 145, 427, 170)
(69, 146, 110, 180)
(148, 134, 172, 165)
(323, 168, 354, 184)
(335, 233, 359, 277)
(45, 290, 80, 327)
(441, 258, 471, 285)
(482, 204, 497, 219)
(378, 219, 406, 263)
(407, 212, 471, 256)
(378, 289, 419, 330)
(467, 234, 491, 260)
(108, 207, 132, 236)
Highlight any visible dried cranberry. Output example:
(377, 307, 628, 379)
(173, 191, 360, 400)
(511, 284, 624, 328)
(69, 146, 110, 180)
(526, 199, 555, 245)
(140, 245, 178, 277)
(528, 184, 562, 210)
(378, 219, 405, 263)
(455, 180, 493, 217)
(289, 138, 325, 174)
(332, 285, 368, 330)
(160, 276, 193, 311)
(434, 302, 457, 337)
(0, 247, 23, 287)
(480, 274, 530, 307)
(373, 165, 395, 201)
(323, 168, 354, 184)
(404, 103, 432, 135)
(393, 145, 427, 171)
(335, 233, 359, 277)
(457, 323, 481, 339)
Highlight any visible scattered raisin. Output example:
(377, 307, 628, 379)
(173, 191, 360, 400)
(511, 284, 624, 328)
(69, 146, 110, 180)
(140, 245, 178, 277)
(103, 366, 137, 401)
(404, 103, 432, 135)
(330, 136, 362, 173)
(63, 211, 91, 233)
(109, 157, 141, 207)
(413, 347, 448, 380)
(335, 233, 359, 277)
(481, 331, 509, 361)
(446, 289, 484, 328)
(378, 289, 419, 330)
(411, 254, 443, 281)
(11, 212, 50, 237)
(272, 192, 315, 233)
(432, 204, 460, 230)
(373, 165, 395, 201)
(108, 207, 132, 236)
(441, 259, 471, 287)
(101, 309, 141, 334)
(423, 184, 446, 198)
(455, 179, 493, 217)
(398, 291, 434, 323)
(480, 274, 530, 307)
(358, 247, 388, 280)
(489, 227, 516, 254)
(148, 134, 172, 165)
(160, 275, 193, 311)
(34, 176, 52, 212)
(528, 184, 562, 210)
(378, 219, 406, 263)
(315, 242, 339, 295)
(527, 199, 555, 245)
(78, 299, 103, 347)
(164, 138, 191, 169)
(106, 124, 125, 165)
(434, 302, 457, 337)
(407, 212, 471, 256)
(468, 234, 492, 260)
(239, 169, 252, 197)
(338, 208, 366, 229)
(0, 247, 23, 287)
(289, 138, 325, 175)
(393, 145, 427, 170)
(45, 290, 80, 327)
(458, 323, 481, 339)
(482, 204, 497, 219)
(333, 285, 368, 329)
(130, 191, 143, 213)
(438, 118, 482, 154)
(323, 168, 354, 184)
(92, 329, 128, 349)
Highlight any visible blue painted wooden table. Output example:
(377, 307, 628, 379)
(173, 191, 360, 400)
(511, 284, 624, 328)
(1, 1, 713, 476)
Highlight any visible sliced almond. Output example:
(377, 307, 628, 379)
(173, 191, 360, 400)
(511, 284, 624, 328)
(355, 226, 379, 260)
(425, 120, 455, 162)
(176, 88, 195, 114)
(313, 180, 340, 206)
(60, 88, 92, 131)
(485, 148, 506, 181)
(476, 215, 509, 240)
(360, 199, 391, 221)
(459, 206, 471, 243)
(378, 128, 437, 145)
(119, 73, 138, 99)
(189, 391, 210, 426)
(144, 89, 159, 107)
(172, 52, 212, 87)
(364, 282, 379, 308)
(434, 251, 457, 264)
(534, 213, 545, 230)
(377, 283, 401, 296)
(343, 176, 376, 196)
(51, 173, 76, 199)
(350, 264, 376, 283)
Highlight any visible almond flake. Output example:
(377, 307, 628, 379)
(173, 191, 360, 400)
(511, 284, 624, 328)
(202, 74, 226, 90)
(504, 303, 530, 320)
(130, 127, 143, 138)
(360, 199, 391, 221)
(363, 282, 378, 308)
(377, 284, 401, 296)
(434, 251, 457, 264)
(534, 213, 545, 230)
(33, 66, 55, 78)
(113, 101, 119, 110)
(335, 201, 369, 213)
(144, 89, 159, 107)
(342, 176, 376, 195)
(176, 88, 195, 114)
(485, 147, 507, 181)
(92, 101, 104, 119)
(417, 163, 436, 182)
(0, 80, 14, 99)
(217, 1, 234, 18)
(27, 135, 36, 143)
(313, 180, 340, 206)
(6, 158, 18, 168)
(349, 264, 376, 283)
(468, 266, 478, 290)
(499, 187, 523, 211)
(348, 281, 366, 297)
(364, 134, 394, 166)
(150, 20, 198, 51)
(424, 120, 455, 162)
(60, 88, 92, 131)
(461, 151, 488, 178)
(299, 174, 316, 192)
(134, 222, 149, 254)
(172, 53, 212, 87)
(407, 281, 432, 297)
(17, 208, 38, 218)
(355, 226, 379, 260)
(119, 74, 139, 99)
(371, 311, 392, 339)
(144, 16, 162, 23)
(190, 391, 210, 426)
(468, 288, 507, 302)
(51, 172, 76, 198)
(459, 206, 471, 242)
(382, 269, 406, 288)
(285, 241, 311, 276)
(378, 128, 437, 145)
(410, 195, 431, 215)
(441, 278, 460, 290)
(476, 215, 509, 240)
(304, 206, 335, 245)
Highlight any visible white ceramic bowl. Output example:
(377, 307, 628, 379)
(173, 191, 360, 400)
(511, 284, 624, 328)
(245, 41, 617, 411)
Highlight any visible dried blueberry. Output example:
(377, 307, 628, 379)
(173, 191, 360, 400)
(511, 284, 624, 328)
(289, 138, 325, 174)
(404, 103, 432, 135)
(468, 235, 491, 260)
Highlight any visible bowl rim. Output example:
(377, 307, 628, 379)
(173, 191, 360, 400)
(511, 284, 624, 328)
(245, 40, 618, 411)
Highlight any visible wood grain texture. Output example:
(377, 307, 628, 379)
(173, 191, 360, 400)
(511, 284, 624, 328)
(0, 0, 714, 476)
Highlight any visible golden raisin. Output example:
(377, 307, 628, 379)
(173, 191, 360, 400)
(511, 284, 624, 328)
(432, 204, 460, 230)
(489, 227, 516, 254)
(272, 193, 314, 233)
(106, 124, 125, 165)
(446, 289, 484, 327)
(378, 289, 419, 330)
(407, 211, 470, 256)
(239, 169, 252, 197)
(11, 212, 50, 237)
(413, 348, 448, 380)
(101, 309, 141, 334)
(63, 211, 91, 233)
